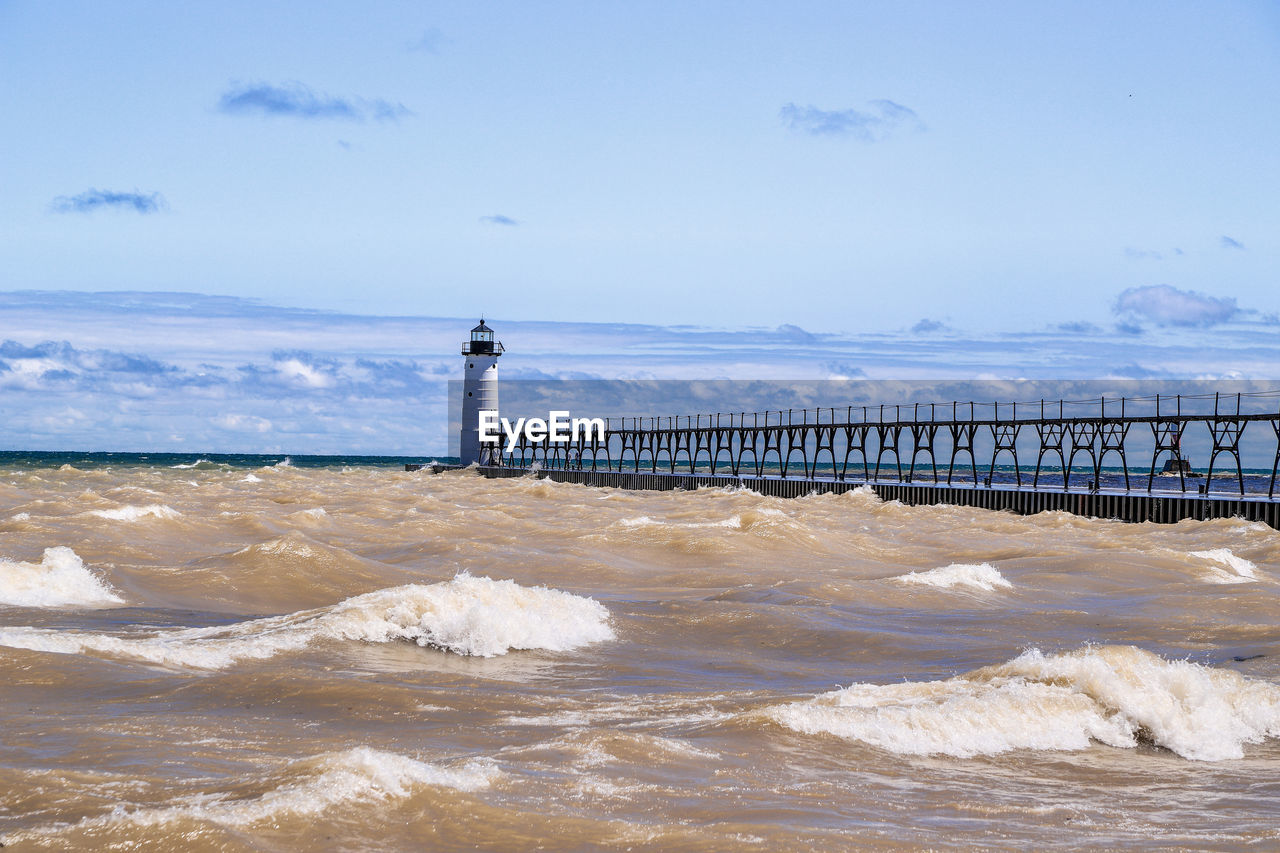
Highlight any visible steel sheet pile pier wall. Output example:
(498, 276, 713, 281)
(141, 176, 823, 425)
(473, 466, 1280, 529)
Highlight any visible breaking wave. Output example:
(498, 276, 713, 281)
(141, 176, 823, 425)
(620, 515, 744, 530)
(765, 645, 1280, 761)
(169, 459, 217, 470)
(2, 747, 496, 842)
(1189, 549, 1259, 584)
(88, 504, 181, 523)
(0, 547, 123, 608)
(0, 574, 614, 668)
(892, 562, 1012, 592)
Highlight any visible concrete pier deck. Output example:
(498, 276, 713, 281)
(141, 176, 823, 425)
(462, 464, 1280, 529)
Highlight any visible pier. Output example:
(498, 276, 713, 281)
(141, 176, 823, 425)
(457, 391, 1280, 529)
(470, 466, 1280, 529)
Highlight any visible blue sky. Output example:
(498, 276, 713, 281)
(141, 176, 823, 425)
(1, 3, 1278, 451)
(4, 1, 1277, 330)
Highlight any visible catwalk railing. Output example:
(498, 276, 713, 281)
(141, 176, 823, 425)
(487, 392, 1280, 498)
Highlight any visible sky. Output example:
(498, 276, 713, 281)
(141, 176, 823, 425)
(1, 2, 1278, 452)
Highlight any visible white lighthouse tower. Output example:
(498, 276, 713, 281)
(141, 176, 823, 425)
(459, 319, 503, 465)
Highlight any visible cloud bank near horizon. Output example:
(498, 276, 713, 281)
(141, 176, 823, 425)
(1, 290, 1278, 455)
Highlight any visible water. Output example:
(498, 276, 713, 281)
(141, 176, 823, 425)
(1, 457, 1278, 850)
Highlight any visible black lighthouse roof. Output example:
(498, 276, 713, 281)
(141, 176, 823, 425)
(463, 318, 503, 356)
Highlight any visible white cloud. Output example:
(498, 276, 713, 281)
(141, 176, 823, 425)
(275, 358, 334, 389)
(215, 414, 273, 432)
(1113, 284, 1238, 327)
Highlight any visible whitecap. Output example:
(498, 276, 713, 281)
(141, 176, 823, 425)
(169, 459, 213, 470)
(88, 504, 181, 522)
(765, 645, 1280, 761)
(4, 748, 495, 841)
(1189, 549, 1259, 584)
(892, 562, 1012, 592)
(241, 473, 263, 483)
(0, 574, 614, 669)
(0, 546, 123, 608)
(619, 515, 742, 530)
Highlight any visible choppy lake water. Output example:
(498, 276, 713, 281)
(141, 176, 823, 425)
(1, 460, 1278, 850)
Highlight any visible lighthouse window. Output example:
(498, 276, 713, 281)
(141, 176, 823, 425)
(467, 392, 472, 397)
(469, 363, 474, 368)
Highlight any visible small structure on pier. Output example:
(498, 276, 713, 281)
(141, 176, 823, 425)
(1161, 457, 1197, 476)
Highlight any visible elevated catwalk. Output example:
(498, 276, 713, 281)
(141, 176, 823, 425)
(428, 390, 1280, 529)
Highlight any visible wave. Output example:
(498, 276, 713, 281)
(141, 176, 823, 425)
(891, 562, 1012, 592)
(764, 645, 1280, 761)
(2, 748, 496, 842)
(1189, 549, 1259, 584)
(88, 504, 181, 523)
(169, 459, 217, 470)
(620, 515, 743, 530)
(0, 546, 123, 608)
(610, 506, 810, 554)
(241, 473, 263, 483)
(0, 574, 614, 669)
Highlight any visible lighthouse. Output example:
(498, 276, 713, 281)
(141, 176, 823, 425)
(459, 319, 503, 465)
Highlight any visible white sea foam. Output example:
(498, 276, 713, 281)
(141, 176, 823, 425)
(88, 504, 181, 522)
(1189, 549, 1259, 584)
(0, 547, 123, 608)
(620, 515, 743, 530)
(0, 574, 614, 669)
(892, 562, 1012, 592)
(10, 511, 30, 521)
(765, 645, 1280, 761)
(4, 748, 495, 841)
(130, 748, 495, 827)
(241, 473, 263, 483)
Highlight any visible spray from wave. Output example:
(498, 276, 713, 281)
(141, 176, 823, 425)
(765, 645, 1280, 761)
(0, 547, 123, 608)
(892, 562, 1012, 592)
(0, 574, 614, 668)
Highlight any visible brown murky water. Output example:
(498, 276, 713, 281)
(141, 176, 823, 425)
(1, 463, 1278, 850)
